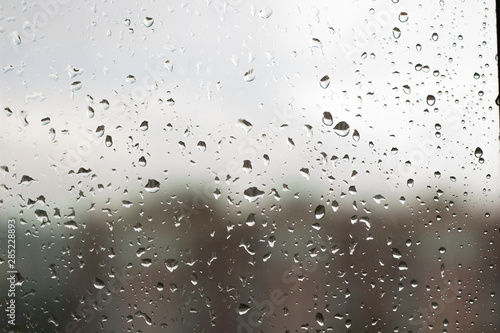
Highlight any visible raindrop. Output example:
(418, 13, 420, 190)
(237, 119, 253, 134)
(144, 17, 154, 27)
(473, 72, 480, 79)
(258, 7, 273, 19)
(165, 258, 179, 272)
(197, 141, 207, 152)
(416, 43, 422, 51)
(126, 75, 136, 83)
(314, 205, 325, 220)
(439, 247, 446, 254)
(392, 27, 401, 39)
(399, 12, 409, 22)
(474, 147, 483, 158)
(71, 81, 82, 91)
(352, 129, 360, 142)
(316, 312, 325, 326)
(426, 95, 436, 106)
(164, 60, 173, 72)
(431, 32, 439, 41)
(140, 121, 149, 131)
(12, 33, 21, 45)
(243, 187, 265, 202)
(105, 135, 113, 147)
(407, 178, 414, 188)
(145, 179, 160, 193)
(320, 75, 330, 89)
(96, 125, 105, 138)
(244, 69, 255, 82)
(322, 112, 333, 126)
(87, 106, 95, 118)
(138, 156, 147, 167)
(402, 85, 411, 94)
(243, 160, 252, 173)
(238, 304, 251, 315)
(333, 121, 350, 137)
(93, 277, 105, 289)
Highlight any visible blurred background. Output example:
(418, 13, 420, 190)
(0, 0, 499, 332)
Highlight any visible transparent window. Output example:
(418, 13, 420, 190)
(1, 0, 499, 332)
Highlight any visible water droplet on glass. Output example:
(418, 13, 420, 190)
(237, 119, 253, 134)
(474, 72, 480, 79)
(416, 43, 422, 51)
(144, 17, 154, 27)
(244, 69, 255, 82)
(316, 312, 325, 326)
(164, 60, 173, 72)
(238, 304, 251, 315)
(243, 160, 252, 173)
(322, 112, 333, 126)
(87, 106, 95, 118)
(126, 75, 136, 83)
(105, 135, 113, 147)
(474, 147, 483, 158)
(320, 75, 330, 89)
(71, 81, 82, 91)
(165, 258, 179, 272)
(352, 129, 360, 142)
(138, 156, 147, 167)
(392, 27, 401, 39)
(314, 205, 325, 220)
(258, 7, 273, 19)
(145, 179, 160, 193)
(402, 85, 411, 94)
(333, 121, 350, 137)
(197, 141, 207, 152)
(140, 121, 149, 131)
(407, 178, 414, 188)
(12, 33, 21, 45)
(439, 247, 446, 254)
(93, 277, 105, 289)
(431, 32, 439, 41)
(426, 95, 436, 106)
(95, 125, 105, 138)
(243, 187, 265, 202)
(410, 279, 418, 287)
(399, 12, 409, 22)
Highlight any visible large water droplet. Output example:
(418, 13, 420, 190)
(333, 121, 350, 137)
(314, 205, 325, 220)
(392, 27, 401, 39)
(322, 112, 333, 126)
(316, 312, 325, 326)
(238, 304, 251, 315)
(426, 95, 435, 106)
(144, 17, 154, 27)
(145, 179, 160, 193)
(165, 258, 179, 272)
(243, 187, 265, 202)
(474, 147, 483, 158)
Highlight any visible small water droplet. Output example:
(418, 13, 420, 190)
(258, 7, 273, 19)
(352, 129, 360, 142)
(316, 312, 325, 326)
(320, 75, 330, 88)
(402, 85, 411, 94)
(93, 277, 105, 289)
(243, 160, 252, 173)
(392, 27, 401, 39)
(140, 121, 149, 131)
(407, 179, 414, 188)
(399, 12, 409, 22)
(165, 258, 179, 272)
(244, 69, 255, 82)
(144, 17, 154, 27)
(138, 156, 147, 167)
(145, 179, 160, 193)
(238, 304, 251, 315)
(431, 32, 439, 41)
(105, 135, 113, 147)
(197, 141, 207, 152)
(243, 187, 265, 202)
(322, 112, 333, 126)
(439, 247, 446, 254)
